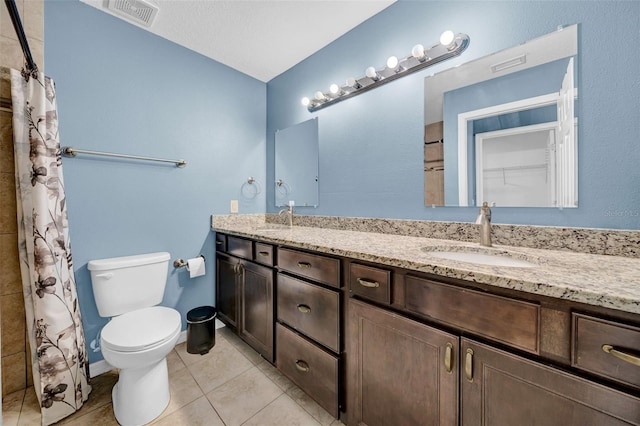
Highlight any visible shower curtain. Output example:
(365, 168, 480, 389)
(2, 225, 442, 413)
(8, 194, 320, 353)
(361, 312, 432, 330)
(10, 69, 90, 425)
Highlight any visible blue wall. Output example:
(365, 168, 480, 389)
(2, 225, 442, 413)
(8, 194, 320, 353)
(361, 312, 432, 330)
(45, 1, 266, 363)
(267, 0, 640, 229)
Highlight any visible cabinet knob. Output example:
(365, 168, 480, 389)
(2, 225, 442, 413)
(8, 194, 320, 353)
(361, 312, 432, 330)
(296, 304, 311, 313)
(602, 344, 640, 367)
(357, 278, 380, 288)
(258, 251, 269, 257)
(297, 262, 312, 269)
(295, 360, 310, 372)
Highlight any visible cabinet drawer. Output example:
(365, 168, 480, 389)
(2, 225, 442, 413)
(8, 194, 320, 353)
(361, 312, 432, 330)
(277, 274, 340, 352)
(254, 242, 274, 267)
(215, 233, 227, 252)
(349, 263, 391, 304)
(276, 323, 339, 417)
(278, 248, 340, 288)
(405, 276, 540, 354)
(227, 236, 252, 259)
(572, 313, 640, 389)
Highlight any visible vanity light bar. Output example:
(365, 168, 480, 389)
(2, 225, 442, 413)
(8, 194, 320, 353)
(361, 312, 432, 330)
(302, 31, 470, 112)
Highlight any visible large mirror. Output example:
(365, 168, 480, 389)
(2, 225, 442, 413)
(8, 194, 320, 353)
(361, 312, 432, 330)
(424, 25, 578, 207)
(275, 117, 319, 207)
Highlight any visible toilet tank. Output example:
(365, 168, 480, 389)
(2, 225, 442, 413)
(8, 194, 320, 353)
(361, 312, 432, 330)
(88, 252, 170, 317)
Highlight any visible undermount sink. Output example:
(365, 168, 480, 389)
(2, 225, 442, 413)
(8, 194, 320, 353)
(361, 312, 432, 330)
(422, 246, 539, 268)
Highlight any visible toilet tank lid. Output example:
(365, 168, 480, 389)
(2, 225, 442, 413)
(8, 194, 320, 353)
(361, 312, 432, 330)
(88, 252, 170, 271)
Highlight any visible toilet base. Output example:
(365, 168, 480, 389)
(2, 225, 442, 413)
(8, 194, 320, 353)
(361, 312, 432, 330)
(112, 358, 170, 425)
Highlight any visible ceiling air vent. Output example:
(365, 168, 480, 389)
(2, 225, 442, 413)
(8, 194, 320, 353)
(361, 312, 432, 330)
(107, 0, 159, 27)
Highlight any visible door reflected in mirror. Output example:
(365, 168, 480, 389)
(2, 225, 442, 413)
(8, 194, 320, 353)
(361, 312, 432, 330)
(424, 25, 578, 208)
(275, 118, 319, 207)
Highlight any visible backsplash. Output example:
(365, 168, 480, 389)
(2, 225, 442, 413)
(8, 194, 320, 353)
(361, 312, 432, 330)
(212, 214, 639, 258)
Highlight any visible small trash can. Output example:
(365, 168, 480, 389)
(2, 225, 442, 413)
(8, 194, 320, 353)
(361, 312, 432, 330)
(186, 306, 216, 355)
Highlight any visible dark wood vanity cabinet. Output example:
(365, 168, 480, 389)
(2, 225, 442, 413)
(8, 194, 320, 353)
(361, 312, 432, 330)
(216, 234, 275, 362)
(348, 298, 458, 426)
(215, 233, 640, 425)
(275, 247, 342, 417)
(461, 338, 640, 425)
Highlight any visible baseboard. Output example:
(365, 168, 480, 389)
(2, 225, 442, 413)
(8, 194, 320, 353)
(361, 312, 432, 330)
(89, 360, 113, 378)
(88, 319, 226, 377)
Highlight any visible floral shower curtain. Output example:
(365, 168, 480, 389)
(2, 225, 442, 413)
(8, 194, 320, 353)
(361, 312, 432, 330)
(10, 69, 91, 425)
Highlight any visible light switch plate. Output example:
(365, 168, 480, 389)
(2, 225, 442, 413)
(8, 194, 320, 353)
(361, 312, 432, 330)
(230, 200, 239, 213)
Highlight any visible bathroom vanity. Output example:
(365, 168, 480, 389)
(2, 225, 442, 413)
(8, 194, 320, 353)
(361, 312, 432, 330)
(213, 216, 640, 425)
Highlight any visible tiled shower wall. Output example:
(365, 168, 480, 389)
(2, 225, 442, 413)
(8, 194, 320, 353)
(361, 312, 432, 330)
(0, 0, 43, 397)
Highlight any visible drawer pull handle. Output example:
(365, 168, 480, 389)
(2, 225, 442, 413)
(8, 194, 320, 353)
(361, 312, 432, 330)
(295, 360, 310, 372)
(216, 241, 223, 245)
(602, 344, 640, 367)
(297, 262, 312, 269)
(465, 348, 474, 382)
(258, 251, 269, 257)
(297, 304, 311, 313)
(444, 342, 453, 373)
(357, 278, 380, 288)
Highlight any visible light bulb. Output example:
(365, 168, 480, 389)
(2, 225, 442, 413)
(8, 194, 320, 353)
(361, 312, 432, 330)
(301, 97, 310, 106)
(439, 30, 455, 47)
(329, 83, 340, 95)
(365, 66, 379, 80)
(346, 77, 360, 88)
(386, 56, 399, 70)
(411, 44, 425, 60)
(314, 91, 325, 101)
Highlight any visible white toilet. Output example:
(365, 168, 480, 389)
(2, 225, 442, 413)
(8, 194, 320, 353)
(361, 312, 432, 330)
(88, 252, 181, 426)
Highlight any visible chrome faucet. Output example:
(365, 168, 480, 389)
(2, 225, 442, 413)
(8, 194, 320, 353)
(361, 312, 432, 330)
(278, 202, 294, 227)
(475, 201, 492, 247)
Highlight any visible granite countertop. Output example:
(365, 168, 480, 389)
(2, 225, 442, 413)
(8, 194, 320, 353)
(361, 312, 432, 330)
(212, 221, 640, 315)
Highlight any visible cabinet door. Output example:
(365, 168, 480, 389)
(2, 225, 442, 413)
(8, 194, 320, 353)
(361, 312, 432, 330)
(461, 338, 640, 425)
(348, 298, 458, 426)
(216, 254, 239, 331)
(240, 260, 274, 362)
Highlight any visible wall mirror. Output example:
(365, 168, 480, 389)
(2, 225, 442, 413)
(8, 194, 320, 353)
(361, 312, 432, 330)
(424, 25, 578, 208)
(275, 117, 319, 207)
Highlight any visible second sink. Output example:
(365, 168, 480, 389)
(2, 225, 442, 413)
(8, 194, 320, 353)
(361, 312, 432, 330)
(422, 246, 539, 268)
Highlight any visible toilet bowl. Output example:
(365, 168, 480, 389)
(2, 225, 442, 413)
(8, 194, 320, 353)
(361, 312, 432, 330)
(101, 307, 181, 425)
(88, 252, 182, 426)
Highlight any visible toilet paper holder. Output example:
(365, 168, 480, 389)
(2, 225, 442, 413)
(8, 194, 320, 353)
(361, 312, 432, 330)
(173, 255, 205, 269)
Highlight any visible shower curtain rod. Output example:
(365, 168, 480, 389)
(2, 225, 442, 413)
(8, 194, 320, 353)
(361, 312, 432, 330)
(4, 0, 38, 75)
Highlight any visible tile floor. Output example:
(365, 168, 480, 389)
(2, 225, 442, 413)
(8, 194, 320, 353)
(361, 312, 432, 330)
(2, 326, 345, 426)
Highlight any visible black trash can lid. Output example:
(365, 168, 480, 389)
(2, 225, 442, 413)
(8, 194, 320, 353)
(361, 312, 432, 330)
(187, 306, 216, 322)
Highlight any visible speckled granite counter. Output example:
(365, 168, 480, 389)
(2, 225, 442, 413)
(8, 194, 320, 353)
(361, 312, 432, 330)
(211, 216, 640, 315)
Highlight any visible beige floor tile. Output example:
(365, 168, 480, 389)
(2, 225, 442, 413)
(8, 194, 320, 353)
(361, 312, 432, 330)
(174, 332, 233, 367)
(59, 402, 118, 426)
(151, 396, 224, 426)
(256, 358, 296, 392)
(154, 367, 204, 421)
(206, 366, 283, 426)
(243, 393, 322, 426)
(166, 348, 186, 374)
(186, 342, 253, 394)
(16, 387, 40, 426)
(287, 385, 336, 426)
(2, 388, 25, 426)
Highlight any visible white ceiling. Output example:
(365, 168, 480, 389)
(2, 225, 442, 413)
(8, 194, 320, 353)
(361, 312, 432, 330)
(80, 0, 396, 82)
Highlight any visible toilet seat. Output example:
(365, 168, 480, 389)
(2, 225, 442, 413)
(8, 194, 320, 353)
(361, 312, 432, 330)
(101, 306, 181, 352)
